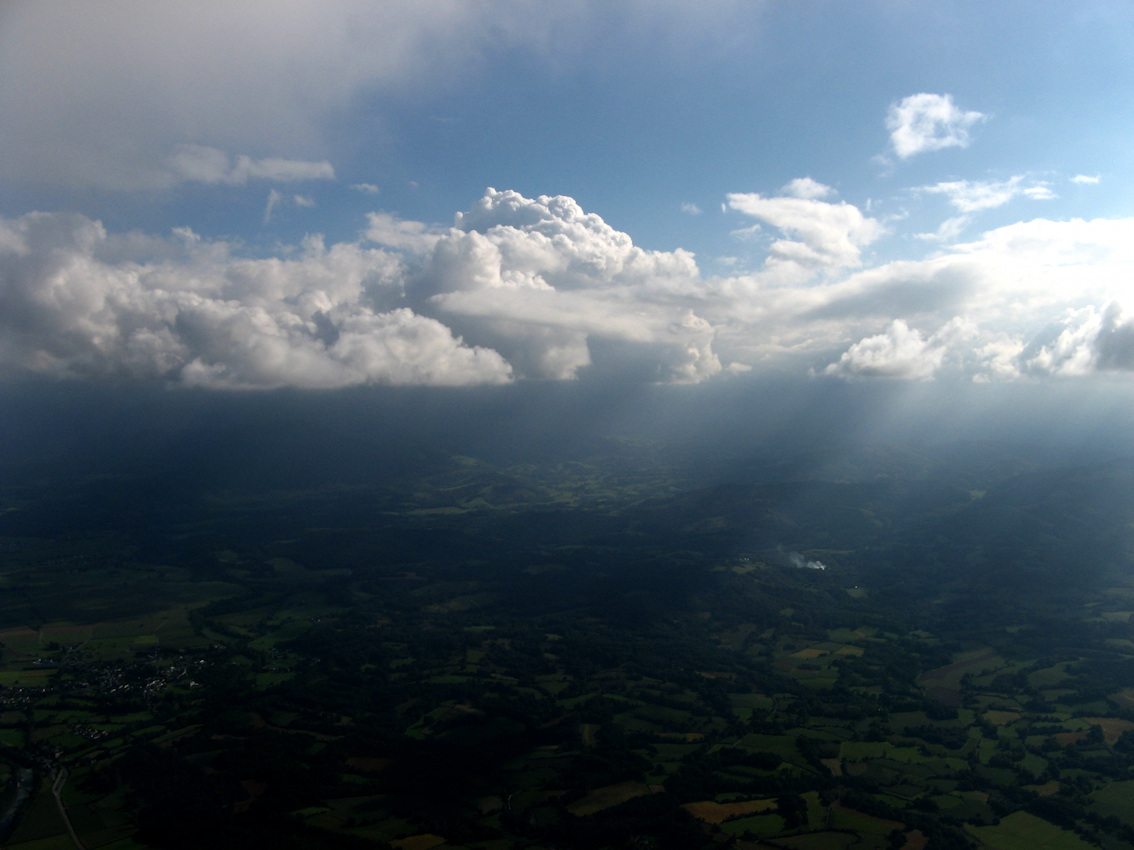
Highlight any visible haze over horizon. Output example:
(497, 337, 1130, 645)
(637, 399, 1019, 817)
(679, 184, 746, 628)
(2, 1, 1133, 409)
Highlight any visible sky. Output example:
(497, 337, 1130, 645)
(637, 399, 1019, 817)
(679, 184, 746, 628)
(2, 1, 1134, 392)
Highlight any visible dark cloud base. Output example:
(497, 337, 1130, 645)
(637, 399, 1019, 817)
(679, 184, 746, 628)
(4, 378, 1133, 509)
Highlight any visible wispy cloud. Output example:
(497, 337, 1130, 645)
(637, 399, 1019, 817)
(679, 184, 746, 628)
(264, 191, 317, 224)
(788, 551, 826, 570)
(169, 145, 334, 186)
(264, 189, 283, 224)
(921, 176, 1055, 213)
(914, 177, 1055, 241)
(364, 212, 441, 253)
(915, 216, 970, 243)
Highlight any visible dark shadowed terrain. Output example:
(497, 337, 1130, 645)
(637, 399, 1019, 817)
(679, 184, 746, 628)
(2, 379, 1134, 849)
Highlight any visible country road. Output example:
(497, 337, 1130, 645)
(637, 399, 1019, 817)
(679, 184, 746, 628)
(52, 768, 86, 850)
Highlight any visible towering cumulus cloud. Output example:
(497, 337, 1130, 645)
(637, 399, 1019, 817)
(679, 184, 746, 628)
(3, 188, 1134, 389)
(403, 189, 720, 382)
(0, 191, 720, 388)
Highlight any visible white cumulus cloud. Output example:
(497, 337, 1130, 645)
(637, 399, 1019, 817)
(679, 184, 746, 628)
(781, 177, 834, 200)
(886, 93, 987, 159)
(1018, 303, 1134, 378)
(727, 191, 884, 275)
(416, 189, 719, 382)
(822, 320, 946, 380)
(0, 211, 510, 389)
(0, 190, 728, 388)
(1094, 303, 1134, 371)
(4, 190, 1134, 390)
(817, 217, 1134, 381)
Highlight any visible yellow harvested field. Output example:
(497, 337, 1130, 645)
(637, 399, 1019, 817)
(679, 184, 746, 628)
(683, 798, 778, 824)
(791, 647, 828, 659)
(1084, 717, 1134, 745)
(1110, 689, 1134, 710)
(567, 781, 654, 816)
(580, 722, 598, 747)
(831, 802, 903, 831)
(391, 834, 447, 850)
(982, 710, 1020, 726)
(656, 731, 704, 742)
(346, 757, 391, 772)
(1079, 720, 1134, 743)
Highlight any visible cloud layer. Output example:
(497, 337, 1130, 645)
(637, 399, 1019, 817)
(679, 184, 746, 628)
(0, 2, 560, 189)
(2, 187, 1133, 389)
(168, 145, 335, 187)
(0, 1, 770, 192)
(0, 212, 510, 389)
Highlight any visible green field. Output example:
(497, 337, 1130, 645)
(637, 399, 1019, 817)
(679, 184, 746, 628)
(968, 811, 1097, 850)
(3, 441, 1134, 849)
